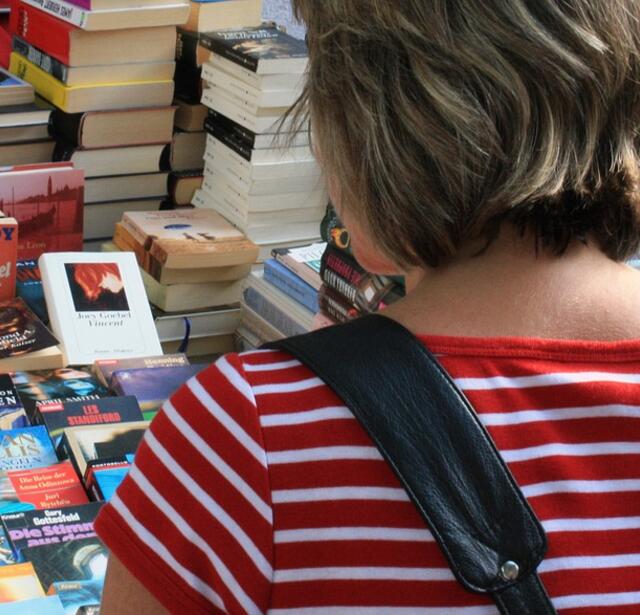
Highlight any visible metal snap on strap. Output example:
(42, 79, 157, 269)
(500, 561, 520, 581)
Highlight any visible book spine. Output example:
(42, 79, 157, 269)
(198, 35, 259, 73)
(9, 53, 68, 111)
(318, 286, 360, 323)
(263, 261, 318, 313)
(204, 111, 256, 149)
(321, 267, 358, 306)
(176, 29, 200, 67)
(48, 109, 83, 148)
(20, 0, 87, 29)
(12, 3, 73, 65)
(243, 286, 307, 338)
(205, 120, 253, 162)
(174, 60, 202, 105)
(12, 37, 69, 84)
(322, 245, 366, 287)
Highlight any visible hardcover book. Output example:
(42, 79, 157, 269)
(200, 26, 308, 75)
(11, 367, 108, 422)
(2, 501, 103, 556)
(0, 561, 44, 602)
(1, 461, 88, 516)
(0, 298, 63, 373)
(15, 260, 48, 324)
(0, 375, 28, 431)
(20, 535, 107, 593)
(58, 420, 148, 479)
(39, 252, 163, 366)
(18, 0, 190, 32)
(0, 162, 83, 261)
(110, 365, 205, 419)
(185, 0, 262, 32)
(93, 354, 189, 388)
(120, 209, 258, 269)
(39, 396, 143, 449)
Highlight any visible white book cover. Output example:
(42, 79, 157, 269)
(39, 252, 162, 365)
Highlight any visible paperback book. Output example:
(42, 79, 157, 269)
(0, 561, 44, 602)
(38, 396, 143, 450)
(93, 354, 189, 389)
(0, 376, 27, 431)
(2, 501, 103, 557)
(11, 367, 108, 422)
(39, 252, 163, 366)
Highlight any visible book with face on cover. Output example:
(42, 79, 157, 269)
(38, 252, 162, 366)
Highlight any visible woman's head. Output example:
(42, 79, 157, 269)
(290, 0, 640, 272)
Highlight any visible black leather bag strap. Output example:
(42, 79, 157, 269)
(265, 314, 556, 614)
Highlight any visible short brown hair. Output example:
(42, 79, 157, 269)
(289, 0, 640, 267)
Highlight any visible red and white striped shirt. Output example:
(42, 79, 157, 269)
(95, 335, 640, 614)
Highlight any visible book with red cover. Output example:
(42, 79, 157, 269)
(6, 461, 88, 512)
(10, 3, 76, 66)
(0, 162, 83, 260)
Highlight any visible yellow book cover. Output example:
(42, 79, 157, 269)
(0, 562, 44, 602)
(9, 53, 174, 113)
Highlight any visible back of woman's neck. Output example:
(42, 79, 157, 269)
(385, 230, 640, 341)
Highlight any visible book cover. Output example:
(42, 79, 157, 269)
(0, 162, 83, 261)
(110, 365, 205, 419)
(48, 579, 102, 614)
(39, 252, 163, 366)
(0, 375, 27, 432)
(20, 535, 107, 593)
(0, 297, 59, 362)
(199, 26, 307, 74)
(84, 454, 132, 502)
(59, 421, 148, 479)
(4, 461, 88, 515)
(15, 260, 47, 325)
(0, 561, 44, 602)
(318, 285, 361, 324)
(93, 354, 189, 389)
(11, 367, 108, 422)
(0, 215, 17, 301)
(2, 501, 102, 556)
(12, 37, 70, 85)
(263, 258, 318, 313)
(40, 396, 142, 450)
(0, 426, 57, 473)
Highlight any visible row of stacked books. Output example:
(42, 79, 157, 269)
(191, 24, 327, 260)
(8, 0, 190, 245)
(165, 0, 267, 211)
(0, 241, 221, 612)
(236, 205, 407, 348)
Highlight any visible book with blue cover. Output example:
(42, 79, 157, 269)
(110, 364, 206, 420)
(0, 375, 28, 431)
(49, 579, 103, 615)
(263, 258, 318, 313)
(15, 260, 48, 325)
(0, 427, 56, 472)
(0, 595, 65, 614)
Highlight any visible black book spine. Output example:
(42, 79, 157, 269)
(206, 121, 253, 162)
(12, 36, 68, 83)
(198, 34, 259, 73)
(173, 60, 202, 105)
(205, 111, 256, 149)
(175, 29, 201, 68)
(48, 109, 83, 148)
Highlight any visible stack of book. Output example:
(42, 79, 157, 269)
(166, 2, 264, 209)
(237, 242, 325, 348)
(8, 0, 191, 246)
(317, 205, 405, 325)
(105, 208, 257, 355)
(194, 25, 328, 259)
(0, 67, 55, 165)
